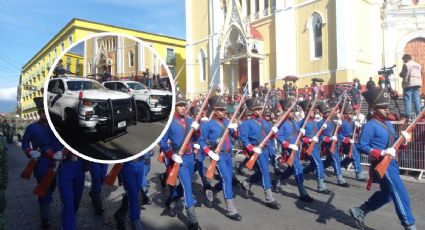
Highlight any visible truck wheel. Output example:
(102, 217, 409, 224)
(138, 103, 151, 122)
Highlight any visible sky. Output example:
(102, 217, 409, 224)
(0, 0, 186, 112)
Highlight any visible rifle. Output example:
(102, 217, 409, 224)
(305, 93, 345, 155)
(329, 94, 349, 154)
(166, 84, 218, 186)
(205, 87, 248, 179)
(245, 97, 298, 170)
(286, 95, 320, 167)
(348, 96, 364, 158)
(33, 148, 69, 197)
(374, 107, 425, 179)
(21, 159, 37, 179)
(103, 163, 123, 186)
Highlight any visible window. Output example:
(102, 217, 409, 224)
(310, 13, 323, 58)
(166, 48, 175, 65)
(54, 48, 57, 59)
(246, 0, 251, 16)
(255, 0, 259, 12)
(61, 42, 65, 52)
(129, 50, 134, 67)
(116, 82, 128, 92)
(199, 49, 207, 82)
(57, 80, 65, 92)
(103, 82, 116, 90)
(68, 35, 72, 45)
(76, 59, 80, 74)
(66, 57, 71, 71)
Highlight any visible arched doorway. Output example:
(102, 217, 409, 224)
(404, 38, 425, 95)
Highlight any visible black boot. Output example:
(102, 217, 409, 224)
(89, 191, 105, 214)
(114, 195, 129, 230)
(140, 190, 151, 206)
(41, 219, 50, 229)
(164, 196, 176, 217)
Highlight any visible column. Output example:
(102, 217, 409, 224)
(231, 61, 236, 95)
(247, 57, 252, 94)
(259, 59, 264, 85)
(219, 63, 224, 92)
(92, 38, 97, 74)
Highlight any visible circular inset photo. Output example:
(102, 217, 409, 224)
(44, 32, 175, 163)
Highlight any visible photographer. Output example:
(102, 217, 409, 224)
(399, 54, 422, 120)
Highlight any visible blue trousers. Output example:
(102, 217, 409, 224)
(34, 156, 55, 204)
(256, 149, 272, 190)
(216, 153, 234, 200)
(403, 86, 421, 118)
(340, 143, 362, 174)
(362, 160, 415, 226)
(140, 158, 150, 191)
(278, 149, 307, 195)
(322, 142, 343, 176)
(303, 144, 325, 179)
(89, 163, 107, 194)
(121, 161, 144, 221)
(195, 150, 211, 189)
(172, 154, 196, 208)
(58, 160, 85, 230)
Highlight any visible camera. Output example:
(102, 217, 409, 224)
(378, 65, 396, 76)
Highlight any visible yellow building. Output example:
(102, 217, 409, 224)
(185, 0, 425, 98)
(19, 18, 186, 119)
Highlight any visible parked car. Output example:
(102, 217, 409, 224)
(103, 80, 172, 121)
(47, 77, 137, 136)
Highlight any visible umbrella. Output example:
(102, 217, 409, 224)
(283, 75, 299, 81)
(311, 77, 324, 82)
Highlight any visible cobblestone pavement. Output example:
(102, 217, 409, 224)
(5, 140, 425, 230)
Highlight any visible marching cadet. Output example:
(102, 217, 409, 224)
(239, 98, 280, 210)
(315, 101, 349, 187)
(114, 158, 145, 230)
(21, 97, 60, 229)
(350, 88, 416, 230)
(339, 106, 366, 181)
(89, 162, 108, 214)
(298, 101, 332, 195)
(159, 92, 201, 230)
(198, 95, 242, 221)
(191, 106, 214, 207)
(52, 138, 86, 230)
(272, 99, 314, 202)
(263, 107, 280, 175)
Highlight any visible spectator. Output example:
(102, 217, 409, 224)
(366, 77, 376, 91)
(400, 54, 422, 120)
(101, 65, 112, 82)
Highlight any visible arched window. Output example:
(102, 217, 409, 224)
(310, 13, 323, 58)
(199, 49, 207, 82)
(129, 50, 134, 67)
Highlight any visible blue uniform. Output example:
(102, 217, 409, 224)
(120, 159, 145, 221)
(339, 119, 363, 174)
(356, 118, 415, 226)
(199, 118, 237, 200)
(301, 119, 326, 181)
(276, 118, 309, 196)
(89, 162, 107, 195)
(194, 119, 212, 190)
(21, 122, 57, 205)
(160, 116, 197, 208)
(318, 118, 345, 183)
(239, 118, 272, 190)
(140, 150, 153, 192)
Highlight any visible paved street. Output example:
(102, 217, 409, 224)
(4, 139, 425, 230)
(55, 119, 168, 160)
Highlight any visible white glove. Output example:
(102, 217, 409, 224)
(201, 117, 209, 122)
(172, 154, 183, 164)
(382, 147, 396, 158)
(191, 121, 200, 130)
(331, 136, 338, 142)
(349, 139, 355, 144)
(288, 144, 298, 151)
(334, 119, 342, 126)
(312, 136, 319, 143)
(253, 147, 262, 154)
(29, 150, 41, 159)
(322, 123, 328, 129)
(272, 126, 279, 134)
(227, 122, 238, 130)
(354, 121, 361, 128)
(193, 144, 200, 150)
(208, 150, 220, 161)
(53, 151, 63, 160)
(300, 128, 306, 136)
(401, 131, 411, 142)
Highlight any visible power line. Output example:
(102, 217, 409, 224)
(0, 52, 22, 66)
(0, 56, 21, 69)
(0, 7, 55, 35)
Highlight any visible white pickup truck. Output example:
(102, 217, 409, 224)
(102, 81, 172, 122)
(47, 77, 137, 135)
